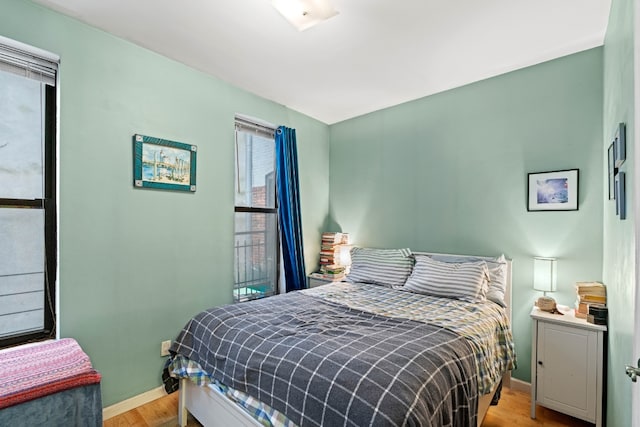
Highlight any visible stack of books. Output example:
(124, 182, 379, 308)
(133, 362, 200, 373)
(319, 232, 343, 266)
(311, 265, 347, 281)
(318, 232, 351, 278)
(575, 282, 607, 319)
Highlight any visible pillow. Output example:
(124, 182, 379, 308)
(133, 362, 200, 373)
(431, 254, 508, 307)
(346, 247, 414, 287)
(403, 255, 489, 303)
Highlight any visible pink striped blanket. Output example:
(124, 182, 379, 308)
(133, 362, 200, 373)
(0, 338, 101, 409)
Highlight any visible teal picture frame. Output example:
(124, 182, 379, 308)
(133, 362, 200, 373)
(133, 134, 197, 192)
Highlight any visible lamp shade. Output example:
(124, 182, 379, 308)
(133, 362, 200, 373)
(533, 257, 557, 293)
(338, 245, 352, 267)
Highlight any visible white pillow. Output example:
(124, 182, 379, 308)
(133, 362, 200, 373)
(431, 254, 507, 307)
(403, 255, 489, 303)
(346, 247, 414, 287)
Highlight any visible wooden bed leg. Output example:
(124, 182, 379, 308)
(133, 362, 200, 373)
(178, 378, 188, 427)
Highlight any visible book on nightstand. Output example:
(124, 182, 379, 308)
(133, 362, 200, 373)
(318, 232, 352, 272)
(574, 282, 607, 319)
(310, 271, 345, 281)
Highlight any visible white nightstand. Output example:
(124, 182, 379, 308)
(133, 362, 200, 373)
(307, 274, 344, 288)
(530, 306, 607, 426)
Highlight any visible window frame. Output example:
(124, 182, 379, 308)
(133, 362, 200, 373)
(233, 117, 280, 302)
(0, 39, 58, 348)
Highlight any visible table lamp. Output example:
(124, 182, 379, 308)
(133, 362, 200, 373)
(534, 257, 557, 296)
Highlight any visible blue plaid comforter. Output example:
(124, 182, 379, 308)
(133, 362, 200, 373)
(169, 286, 493, 427)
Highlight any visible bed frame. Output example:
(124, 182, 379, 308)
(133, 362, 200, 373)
(178, 252, 513, 427)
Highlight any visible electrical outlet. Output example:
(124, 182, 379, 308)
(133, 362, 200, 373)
(160, 340, 171, 357)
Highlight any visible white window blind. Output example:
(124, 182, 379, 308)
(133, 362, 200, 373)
(235, 115, 276, 139)
(0, 35, 58, 86)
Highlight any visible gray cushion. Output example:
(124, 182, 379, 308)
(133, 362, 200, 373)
(403, 255, 489, 303)
(431, 254, 508, 307)
(346, 247, 414, 287)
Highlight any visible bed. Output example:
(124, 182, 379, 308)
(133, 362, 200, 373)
(0, 338, 102, 426)
(168, 251, 516, 427)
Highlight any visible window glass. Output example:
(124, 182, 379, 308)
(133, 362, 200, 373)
(234, 212, 278, 301)
(0, 208, 44, 275)
(0, 72, 43, 199)
(235, 131, 275, 209)
(0, 273, 44, 338)
(0, 197, 45, 338)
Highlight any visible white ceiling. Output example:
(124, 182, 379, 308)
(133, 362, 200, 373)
(33, 0, 611, 124)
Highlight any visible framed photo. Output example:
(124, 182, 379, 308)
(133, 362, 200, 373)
(613, 122, 626, 168)
(133, 134, 197, 192)
(608, 143, 616, 200)
(527, 169, 579, 211)
(616, 171, 626, 219)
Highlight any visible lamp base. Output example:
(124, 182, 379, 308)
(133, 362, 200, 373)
(536, 296, 557, 312)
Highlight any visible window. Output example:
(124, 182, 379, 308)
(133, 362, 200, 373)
(0, 37, 58, 348)
(234, 117, 278, 302)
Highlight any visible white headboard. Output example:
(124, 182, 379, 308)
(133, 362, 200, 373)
(413, 252, 513, 322)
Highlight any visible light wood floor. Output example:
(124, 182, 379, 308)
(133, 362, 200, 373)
(104, 388, 594, 427)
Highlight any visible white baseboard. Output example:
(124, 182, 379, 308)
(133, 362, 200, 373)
(509, 377, 531, 394)
(103, 386, 167, 420)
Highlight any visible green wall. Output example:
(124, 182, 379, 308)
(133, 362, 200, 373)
(329, 48, 604, 384)
(1, 0, 330, 406)
(603, 0, 635, 425)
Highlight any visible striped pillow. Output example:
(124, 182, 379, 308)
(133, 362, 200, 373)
(403, 255, 489, 303)
(346, 247, 414, 287)
(431, 254, 508, 307)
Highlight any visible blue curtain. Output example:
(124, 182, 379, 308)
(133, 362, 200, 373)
(276, 126, 306, 292)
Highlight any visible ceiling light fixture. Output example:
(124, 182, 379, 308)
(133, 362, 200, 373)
(272, 0, 338, 31)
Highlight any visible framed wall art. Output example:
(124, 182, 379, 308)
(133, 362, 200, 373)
(613, 122, 626, 168)
(608, 122, 627, 220)
(616, 171, 626, 220)
(527, 169, 579, 211)
(608, 143, 616, 200)
(133, 134, 197, 192)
